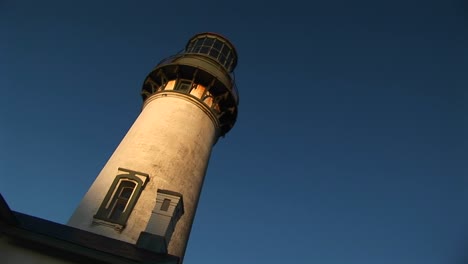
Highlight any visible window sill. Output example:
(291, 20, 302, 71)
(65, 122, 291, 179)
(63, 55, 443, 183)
(92, 217, 125, 232)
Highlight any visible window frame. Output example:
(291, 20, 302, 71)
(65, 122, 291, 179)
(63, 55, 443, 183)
(94, 172, 145, 227)
(174, 79, 193, 93)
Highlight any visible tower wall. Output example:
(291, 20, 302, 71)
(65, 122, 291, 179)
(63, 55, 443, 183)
(68, 91, 218, 259)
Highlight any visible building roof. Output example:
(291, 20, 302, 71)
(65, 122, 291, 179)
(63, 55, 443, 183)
(0, 194, 180, 264)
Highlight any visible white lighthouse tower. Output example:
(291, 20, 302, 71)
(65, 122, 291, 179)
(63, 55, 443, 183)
(68, 32, 239, 261)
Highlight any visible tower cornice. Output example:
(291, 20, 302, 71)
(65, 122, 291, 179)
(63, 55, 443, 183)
(142, 91, 221, 140)
(141, 33, 239, 136)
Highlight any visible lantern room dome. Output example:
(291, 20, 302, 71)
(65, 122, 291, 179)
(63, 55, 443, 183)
(184, 32, 238, 73)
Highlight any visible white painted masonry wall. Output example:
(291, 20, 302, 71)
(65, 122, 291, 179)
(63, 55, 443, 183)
(1, 237, 69, 264)
(67, 91, 218, 259)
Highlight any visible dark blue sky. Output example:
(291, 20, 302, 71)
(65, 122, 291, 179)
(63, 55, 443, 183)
(1, 1, 467, 263)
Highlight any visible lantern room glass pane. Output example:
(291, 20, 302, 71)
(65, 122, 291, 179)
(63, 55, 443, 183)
(218, 54, 226, 65)
(200, 46, 209, 54)
(225, 53, 232, 67)
(198, 38, 205, 46)
(220, 46, 229, 57)
(209, 49, 219, 58)
(204, 38, 214, 47)
(213, 40, 223, 51)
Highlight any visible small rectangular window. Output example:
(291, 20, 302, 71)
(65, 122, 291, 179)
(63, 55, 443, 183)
(175, 80, 192, 93)
(161, 199, 171, 211)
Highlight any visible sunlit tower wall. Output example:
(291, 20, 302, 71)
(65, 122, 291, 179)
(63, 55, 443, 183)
(68, 33, 239, 261)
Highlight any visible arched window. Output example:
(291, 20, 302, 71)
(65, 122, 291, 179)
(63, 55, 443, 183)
(94, 168, 149, 228)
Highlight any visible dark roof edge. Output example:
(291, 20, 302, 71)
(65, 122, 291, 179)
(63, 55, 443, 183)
(0, 193, 180, 264)
(0, 194, 18, 225)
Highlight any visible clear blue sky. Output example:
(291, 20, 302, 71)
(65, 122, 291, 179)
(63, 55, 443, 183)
(1, 1, 467, 263)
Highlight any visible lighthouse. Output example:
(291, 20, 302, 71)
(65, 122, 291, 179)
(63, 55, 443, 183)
(67, 33, 239, 261)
